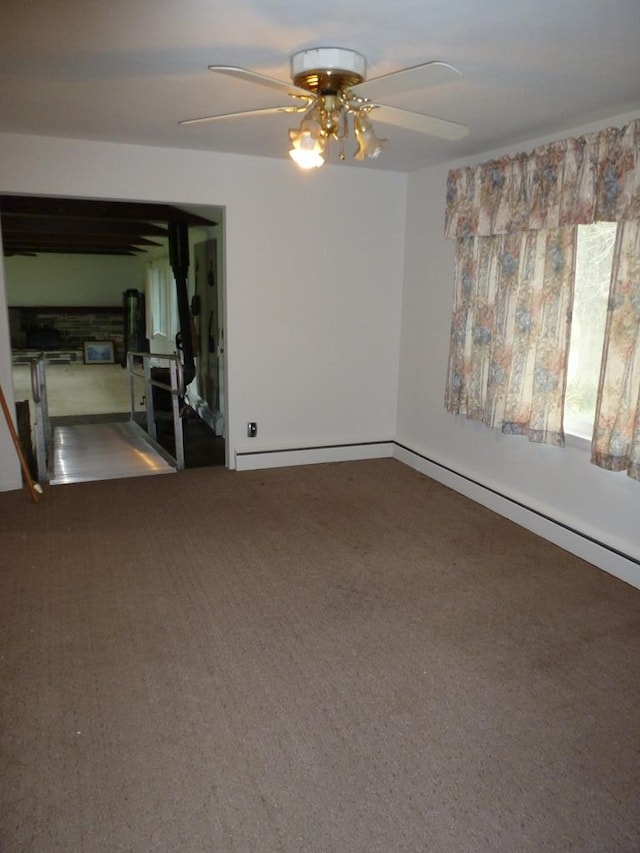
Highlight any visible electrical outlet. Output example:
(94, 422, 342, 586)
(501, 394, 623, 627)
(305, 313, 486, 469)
(247, 422, 257, 438)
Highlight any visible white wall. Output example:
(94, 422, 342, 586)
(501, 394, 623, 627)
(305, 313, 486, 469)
(0, 132, 407, 488)
(397, 111, 640, 585)
(6, 253, 144, 306)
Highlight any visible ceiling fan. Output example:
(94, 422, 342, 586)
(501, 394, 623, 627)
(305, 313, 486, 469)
(180, 47, 469, 169)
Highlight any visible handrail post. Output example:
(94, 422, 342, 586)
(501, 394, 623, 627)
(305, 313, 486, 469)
(144, 356, 156, 441)
(30, 359, 41, 404)
(31, 356, 49, 483)
(127, 351, 137, 419)
(170, 357, 185, 470)
(126, 350, 187, 471)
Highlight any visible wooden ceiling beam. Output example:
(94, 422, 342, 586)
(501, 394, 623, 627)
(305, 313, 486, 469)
(0, 195, 216, 257)
(4, 234, 162, 249)
(1, 215, 169, 238)
(5, 247, 140, 256)
(0, 195, 216, 226)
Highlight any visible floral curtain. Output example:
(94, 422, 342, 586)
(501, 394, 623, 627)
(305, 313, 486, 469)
(444, 121, 640, 239)
(444, 118, 640, 475)
(445, 228, 575, 444)
(591, 219, 640, 479)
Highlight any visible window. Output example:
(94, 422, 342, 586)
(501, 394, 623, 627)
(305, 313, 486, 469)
(564, 222, 617, 441)
(445, 119, 639, 476)
(147, 259, 178, 340)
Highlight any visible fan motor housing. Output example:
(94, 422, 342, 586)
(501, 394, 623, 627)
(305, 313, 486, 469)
(291, 47, 366, 94)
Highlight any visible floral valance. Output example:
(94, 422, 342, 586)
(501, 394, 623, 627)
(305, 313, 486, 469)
(444, 118, 640, 239)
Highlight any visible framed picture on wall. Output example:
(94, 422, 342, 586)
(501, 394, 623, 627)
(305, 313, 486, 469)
(83, 340, 115, 364)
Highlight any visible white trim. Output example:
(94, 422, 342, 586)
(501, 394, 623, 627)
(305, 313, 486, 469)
(393, 444, 640, 592)
(0, 475, 22, 491)
(235, 441, 393, 471)
(564, 413, 594, 447)
(228, 436, 640, 592)
(564, 430, 591, 453)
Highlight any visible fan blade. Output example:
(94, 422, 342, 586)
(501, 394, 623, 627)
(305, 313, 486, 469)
(208, 65, 312, 98)
(179, 104, 308, 126)
(370, 104, 469, 141)
(352, 61, 462, 101)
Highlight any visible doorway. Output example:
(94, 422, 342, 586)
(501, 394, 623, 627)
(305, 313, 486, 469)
(2, 194, 227, 479)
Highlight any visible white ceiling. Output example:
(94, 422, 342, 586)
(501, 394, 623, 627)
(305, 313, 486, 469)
(1, 0, 640, 173)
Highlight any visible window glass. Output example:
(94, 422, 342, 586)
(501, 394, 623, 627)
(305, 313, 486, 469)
(147, 259, 178, 340)
(149, 265, 167, 337)
(564, 222, 617, 439)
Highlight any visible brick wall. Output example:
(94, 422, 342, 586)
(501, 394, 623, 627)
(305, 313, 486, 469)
(11, 306, 125, 361)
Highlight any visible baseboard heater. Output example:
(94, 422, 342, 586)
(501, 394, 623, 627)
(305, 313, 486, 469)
(394, 442, 639, 591)
(234, 437, 637, 589)
(235, 440, 394, 471)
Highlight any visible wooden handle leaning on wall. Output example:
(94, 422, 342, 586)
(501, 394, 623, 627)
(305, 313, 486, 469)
(0, 383, 42, 504)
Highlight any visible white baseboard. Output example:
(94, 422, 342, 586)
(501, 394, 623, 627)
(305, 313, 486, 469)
(0, 475, 22, 493)
(235, 441, 394, 471)
(394, 443, 640, 592)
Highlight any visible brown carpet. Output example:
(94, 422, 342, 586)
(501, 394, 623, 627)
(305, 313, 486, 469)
(1, 459, 639, 852)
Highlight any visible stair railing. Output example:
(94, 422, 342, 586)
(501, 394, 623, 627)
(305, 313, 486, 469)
(126, 351, 185, 470)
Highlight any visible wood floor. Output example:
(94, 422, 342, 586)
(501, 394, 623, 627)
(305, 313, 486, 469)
(12, 362, 224, 483)
(50, 421, 176, 485)
(12, 362, 141, 417)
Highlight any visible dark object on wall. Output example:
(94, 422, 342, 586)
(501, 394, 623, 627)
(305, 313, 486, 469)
(26, 326, 60, 349)
(168, 221, 195, 388)
(122, 289, 145, 366)
(13, 307, 125, 359)
(208, 310, 215, 354)
(152, 222, 195, 414)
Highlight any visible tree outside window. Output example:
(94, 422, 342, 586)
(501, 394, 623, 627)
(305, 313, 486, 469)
(565, 222, 616, 440)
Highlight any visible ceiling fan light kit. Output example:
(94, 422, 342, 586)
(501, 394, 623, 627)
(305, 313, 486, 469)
(290, 47, 367, 91)
(353, 113, 387, 161)
(180, 47, 469, 170)
(286, 48, 385, 169)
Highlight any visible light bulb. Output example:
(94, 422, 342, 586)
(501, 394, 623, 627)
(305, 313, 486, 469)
(288, 115, 326, 169)
(289, 147, 324, 169)
(354, 113, 387, 161)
